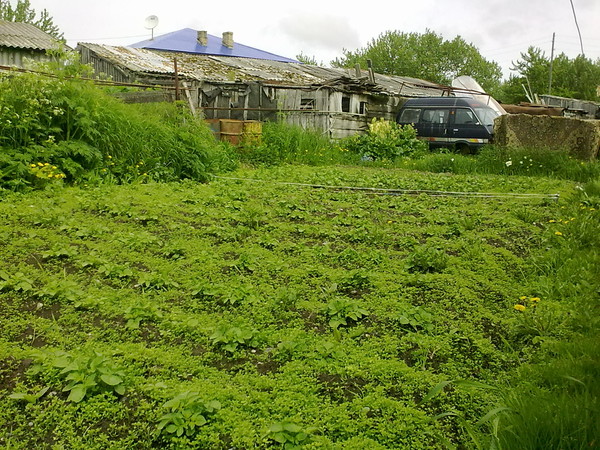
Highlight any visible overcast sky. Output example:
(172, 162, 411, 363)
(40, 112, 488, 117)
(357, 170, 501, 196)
(26, 0, 600, 80)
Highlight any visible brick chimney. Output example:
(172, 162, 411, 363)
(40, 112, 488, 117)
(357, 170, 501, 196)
(197, 30, 208, 46)
(222, 31, 233, 48)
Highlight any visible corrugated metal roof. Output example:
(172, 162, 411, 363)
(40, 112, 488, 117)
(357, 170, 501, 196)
(130, 28, 298, 63)
(78, 43, 448, 97)
(0, 20, 59, 50)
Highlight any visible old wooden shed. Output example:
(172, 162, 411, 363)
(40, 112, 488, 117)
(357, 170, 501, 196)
(0, 20, 62, 68)
(78, 30, 451, 138)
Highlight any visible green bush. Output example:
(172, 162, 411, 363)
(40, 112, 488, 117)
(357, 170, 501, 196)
(340, 118, 427, 161)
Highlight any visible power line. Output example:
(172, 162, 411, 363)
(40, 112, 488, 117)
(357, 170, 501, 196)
(569, 0, 585, 55)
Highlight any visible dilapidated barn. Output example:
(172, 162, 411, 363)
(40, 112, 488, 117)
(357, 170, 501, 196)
(78, 30, 453, 138)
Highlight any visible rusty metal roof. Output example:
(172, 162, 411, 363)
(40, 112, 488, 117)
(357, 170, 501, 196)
(0, 20, 59, 50)
(78, 42, 448, 97)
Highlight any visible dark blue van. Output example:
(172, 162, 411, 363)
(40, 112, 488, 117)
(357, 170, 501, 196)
(396, 97, 500, 153)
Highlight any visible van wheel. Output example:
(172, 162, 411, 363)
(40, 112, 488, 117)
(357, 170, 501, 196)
(455, 143, 471, 154)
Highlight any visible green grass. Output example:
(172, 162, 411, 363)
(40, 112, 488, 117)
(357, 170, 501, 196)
(0, 165, 597, 448)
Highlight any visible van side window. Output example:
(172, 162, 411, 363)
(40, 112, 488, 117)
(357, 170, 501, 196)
(455, 108, 477, 124)
(422, 109, 449, 124)
(399, 108, 421, 123)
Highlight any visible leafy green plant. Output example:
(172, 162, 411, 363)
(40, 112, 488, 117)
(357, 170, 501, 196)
(0, 270, 34, 293)
(124, 304, 163, 329)
(394, 305, 435, 333)
(210, 324, 258, 353)
(337, 270, 372, 296)
(34, 278, 83, 303)
(8, 386, 50, 404)
(324, 298, 368, 329)
(340, 119, 427, 161)
(28, 350, 127, 402)
(97, 262, 134, 280)
(405, 246, 448, 273)
(156, 391, 221, 438)
(41, 245, 79, 261)
(135, 272, 179, 291)
(265, 420, 315, 449)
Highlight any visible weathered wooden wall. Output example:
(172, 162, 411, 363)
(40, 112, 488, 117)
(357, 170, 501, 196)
(0, 47, 49, 68)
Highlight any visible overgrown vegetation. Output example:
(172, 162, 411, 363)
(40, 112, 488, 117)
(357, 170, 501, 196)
(235, 120, 355, 167)
(0, 162, 597, 448)
(0, 52, 236, 191)
(1, 49, 599, 448)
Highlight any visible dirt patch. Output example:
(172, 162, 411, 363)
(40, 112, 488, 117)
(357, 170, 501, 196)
(0, 357, 32, 391)
(298, 310, 328, 334)
(317, 373, 368, 403)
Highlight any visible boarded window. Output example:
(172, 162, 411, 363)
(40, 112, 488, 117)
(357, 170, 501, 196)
(341, 96, 351, 113)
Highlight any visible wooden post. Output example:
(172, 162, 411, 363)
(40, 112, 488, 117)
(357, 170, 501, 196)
(174, 58, 180, 101)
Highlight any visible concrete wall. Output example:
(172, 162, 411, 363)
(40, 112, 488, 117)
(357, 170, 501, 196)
(494, 114, 600, 160)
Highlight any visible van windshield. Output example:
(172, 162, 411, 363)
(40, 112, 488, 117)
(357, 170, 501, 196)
(473, 107, 500, 127)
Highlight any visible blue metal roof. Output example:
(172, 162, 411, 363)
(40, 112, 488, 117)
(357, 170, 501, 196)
(130, 28, 298, 63)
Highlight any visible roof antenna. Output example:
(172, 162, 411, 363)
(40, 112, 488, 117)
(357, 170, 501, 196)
(144, 15, 159, 40)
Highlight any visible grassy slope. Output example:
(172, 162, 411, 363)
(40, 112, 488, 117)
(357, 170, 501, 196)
(0, 165, 595, 448)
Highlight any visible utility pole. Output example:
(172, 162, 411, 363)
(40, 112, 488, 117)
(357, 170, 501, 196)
(548, 32, 555, 95)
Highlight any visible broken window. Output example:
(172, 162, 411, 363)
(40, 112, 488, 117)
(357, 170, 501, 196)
(300, 98, 315, 110)
(359, 101, 367, 115)
(341, 96, 351, 113)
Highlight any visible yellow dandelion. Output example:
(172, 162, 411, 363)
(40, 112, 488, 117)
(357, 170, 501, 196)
(30, 163, 37, 168)
(519, 296, 528, 300)
(555, 231, 563, 236)
(37, 162, 44, 166)
(514, 304, 526, 312)
(530, 297, 540, 303)
(548, 219, 556, 223)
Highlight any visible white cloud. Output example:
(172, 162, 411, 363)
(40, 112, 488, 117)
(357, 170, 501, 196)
(278, 13, 361, 52)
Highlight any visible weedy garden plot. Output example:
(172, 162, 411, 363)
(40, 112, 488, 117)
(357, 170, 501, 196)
(0, 165, 596, 448)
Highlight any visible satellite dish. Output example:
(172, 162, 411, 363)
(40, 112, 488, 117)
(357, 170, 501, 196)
(144, 15, 159, 40)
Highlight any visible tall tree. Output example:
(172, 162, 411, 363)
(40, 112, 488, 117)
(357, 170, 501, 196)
(0, 0, 63, 40)
(499, 46, 600, 103)
(332, 30, 502, 94)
